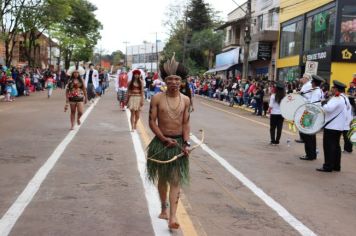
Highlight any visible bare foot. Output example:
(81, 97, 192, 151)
(77, 119, 81, 125)
(168, 221, 180, 230)
(158, 211, 169, 220)
(168, 216, 179, 229)
(70, 127, 74, 130)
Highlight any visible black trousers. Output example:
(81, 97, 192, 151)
(270, 114, 284, 143)
(323, 129, 342, 171)
(343, 130, 353, 152)
(300, 133, 316, 159)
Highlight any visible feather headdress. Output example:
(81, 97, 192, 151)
(160, 53, 188, 80)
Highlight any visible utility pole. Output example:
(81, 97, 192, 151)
(155, 32, 159, 72)
(123, 41, 129, 69)
(242, 0, 251, 81)
(182, 7, 188, 65)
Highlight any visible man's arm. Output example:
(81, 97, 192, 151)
(182, 96, 191, 144)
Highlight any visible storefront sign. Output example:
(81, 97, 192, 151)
(305, 61, 318, 75)
(258, 42, 272, 60)
(302, 47, 332, 71)
(332, 46, 356, 62)
(248, 42, 272, 61)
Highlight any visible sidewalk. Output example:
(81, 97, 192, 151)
(196, 94, 262, 114)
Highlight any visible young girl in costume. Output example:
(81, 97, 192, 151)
(127, 69, 144, 131)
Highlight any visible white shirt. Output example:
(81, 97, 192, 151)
(310, 87, 324, 104)
(323, 96, 347, 131)
(300, 81, 312, 102)
(84, 69, 99, 89)
(340, 94, 352, 130)
(269, 94, 281, 115)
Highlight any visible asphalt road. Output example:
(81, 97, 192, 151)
(0, 85, 355, 236)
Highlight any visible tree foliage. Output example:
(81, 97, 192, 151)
(0, 0, 102, 68)
(162, 0, 224, 75)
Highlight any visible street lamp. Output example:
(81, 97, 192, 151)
(123, 41, 129, 68)
(151, 44, 154, 72)
(143, 40, 148, 71)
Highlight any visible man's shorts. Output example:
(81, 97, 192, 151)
(117, 89, 128, 102)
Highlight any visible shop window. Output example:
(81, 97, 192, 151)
(304, 7, 336, 50)
(277, 66, 301, 82)
(340, 5, 356, 44)
(279, 20, 304, 58)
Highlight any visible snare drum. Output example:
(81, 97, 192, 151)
(280, 94, 306, 121)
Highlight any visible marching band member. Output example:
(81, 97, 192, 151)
(341, 87, 353, 154)
(317, 80, 347, 172)
(295, 74, 313, 143)
(299, 75, 324, 161)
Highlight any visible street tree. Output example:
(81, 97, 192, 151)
(20, 0, 72, 67)
(1, 0, 26, 67)
(52, 0, 102, 69)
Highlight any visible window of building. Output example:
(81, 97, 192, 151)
(279, 20, 304, 58)
(340, 5, 356, 44)
(304, 7, 336, 51)
(227, 29, 232, 43)
(267, 12, 273, 28)
(258, 15, 263, 31)
(277, 66, 301, 82)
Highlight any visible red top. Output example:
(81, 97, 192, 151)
(119, 73, 128, 88)
(25, 77, 31, 87)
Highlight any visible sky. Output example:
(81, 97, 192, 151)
(89, 0, 245, 54)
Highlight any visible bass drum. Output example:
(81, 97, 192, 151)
(294, 103, 325, 135)
(347, 118, 356, 145)
(280, 94, 306, 121)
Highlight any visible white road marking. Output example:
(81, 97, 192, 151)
(191, 134, 317, 236)
(125, 110, 170, 236)
(0, 99, 100, 236)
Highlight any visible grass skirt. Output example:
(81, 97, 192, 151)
(127, 95, 141, 111)
(147, 136, 189, 185)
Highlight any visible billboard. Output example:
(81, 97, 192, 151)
(216, 48, 240, 67)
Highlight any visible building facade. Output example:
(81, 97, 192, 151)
(211, 0, 279, 81)
(0, 33, 59, 69)
(126, 41, 165, 72)
(209, 3, 248, 79)
(249, 0, 279, 80)
(277, 0, 356, 87)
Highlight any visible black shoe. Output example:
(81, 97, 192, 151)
(299, 156, 316, 160)
(316, 168, 332, 172)
(295, 139, 304, 143)
(333, 168, 341, 172)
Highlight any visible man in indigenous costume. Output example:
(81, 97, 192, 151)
(115, 70, 129, 110)
(147, 55, 191, 230)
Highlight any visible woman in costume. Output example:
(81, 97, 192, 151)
(268, 82, 286, 145)
(127, 69, 144, 131)
(65, 71, 87, 130)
